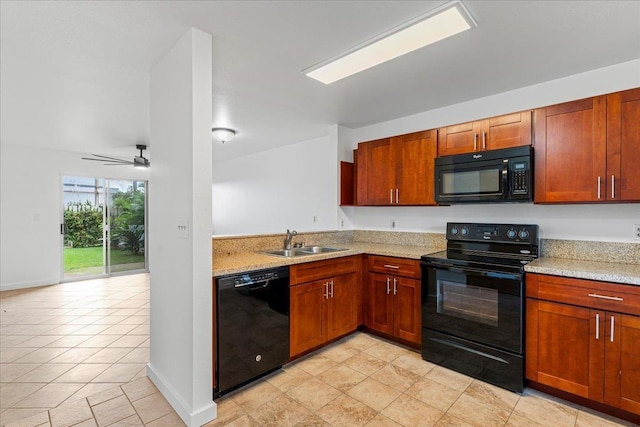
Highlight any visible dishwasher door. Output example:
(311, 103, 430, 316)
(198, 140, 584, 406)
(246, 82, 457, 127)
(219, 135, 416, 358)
(215, 266, 289, 398)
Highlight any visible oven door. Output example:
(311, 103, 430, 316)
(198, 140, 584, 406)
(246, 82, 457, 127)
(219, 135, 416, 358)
(421, 262, 523, 354)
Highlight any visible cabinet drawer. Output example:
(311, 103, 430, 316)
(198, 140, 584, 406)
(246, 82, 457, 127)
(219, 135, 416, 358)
(527, 273, 640, 316)
(290, 256, 357, 285)
(368, 255, 420, 279)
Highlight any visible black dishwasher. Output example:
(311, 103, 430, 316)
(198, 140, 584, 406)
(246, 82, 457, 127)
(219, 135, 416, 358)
(214, 266, 289, 398)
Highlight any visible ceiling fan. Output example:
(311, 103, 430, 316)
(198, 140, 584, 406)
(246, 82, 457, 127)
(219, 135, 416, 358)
(82, 144, 150, 168)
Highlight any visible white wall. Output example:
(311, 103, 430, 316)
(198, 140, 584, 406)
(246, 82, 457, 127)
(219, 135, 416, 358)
(148, 28, 215, 426)
(0, 144, 149, 290)
(341, 59, 640, 243)
(212, 132, 338, 236)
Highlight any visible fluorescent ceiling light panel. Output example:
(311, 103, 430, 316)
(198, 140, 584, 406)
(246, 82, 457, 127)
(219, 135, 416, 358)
(305, 1, 476, 84)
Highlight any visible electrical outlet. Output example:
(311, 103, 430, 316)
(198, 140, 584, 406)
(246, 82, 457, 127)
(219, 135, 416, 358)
(633, 224, 640, 240)
(340, 220, 344, 228)
(390, 219, 397, 230)
(313, 215, 317, 223)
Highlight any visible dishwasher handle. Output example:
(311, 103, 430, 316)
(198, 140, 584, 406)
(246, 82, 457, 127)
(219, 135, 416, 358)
(235, 280, 270, 289)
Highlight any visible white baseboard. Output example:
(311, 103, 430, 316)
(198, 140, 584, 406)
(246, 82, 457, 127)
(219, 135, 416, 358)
(0, 279, 59, 292)
(146, 363, 217, 426)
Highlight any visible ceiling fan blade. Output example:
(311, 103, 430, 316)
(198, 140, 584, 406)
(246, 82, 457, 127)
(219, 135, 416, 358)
(82, 157, 131, 164)
(86, 154, 130, 162)
(104, 163, 134, 166)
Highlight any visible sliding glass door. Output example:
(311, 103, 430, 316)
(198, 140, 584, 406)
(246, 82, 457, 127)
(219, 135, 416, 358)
(62, 176, 147, 280)
(107, 179, 146, 273)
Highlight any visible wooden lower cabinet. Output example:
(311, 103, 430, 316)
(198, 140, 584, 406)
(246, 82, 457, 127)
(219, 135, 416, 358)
(290, 279, 326, 356)
(608, 313, 640, 414)
(526, 273, 640, 417)
(366, 255, 421, 345)
(290, 270, 358, 357)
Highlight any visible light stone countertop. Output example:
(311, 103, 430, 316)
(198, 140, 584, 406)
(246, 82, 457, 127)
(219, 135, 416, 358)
(525, 257, 640, 286)
(212, 242, 444, 277)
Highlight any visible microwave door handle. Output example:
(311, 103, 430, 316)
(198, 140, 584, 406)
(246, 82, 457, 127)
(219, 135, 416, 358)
(502, 162, 509, 198)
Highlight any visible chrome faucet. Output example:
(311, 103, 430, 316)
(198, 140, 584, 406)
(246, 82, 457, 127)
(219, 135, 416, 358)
(284, 229, 297, 250)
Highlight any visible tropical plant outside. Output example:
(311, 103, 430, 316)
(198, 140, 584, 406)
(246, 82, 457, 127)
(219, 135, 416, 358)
(111, 183, 146, 255)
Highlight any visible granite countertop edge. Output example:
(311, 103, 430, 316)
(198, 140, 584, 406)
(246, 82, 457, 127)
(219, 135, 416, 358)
(213, 244, 640, 286)
(212, 243, 444, 277)
(525, 257, 640, 286)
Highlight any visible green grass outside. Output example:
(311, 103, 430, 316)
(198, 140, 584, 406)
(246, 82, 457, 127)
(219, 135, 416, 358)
(64, 246, 145, 271)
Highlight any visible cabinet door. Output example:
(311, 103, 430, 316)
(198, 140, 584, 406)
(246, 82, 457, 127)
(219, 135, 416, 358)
(438, 120, 484, 156)
(484, 111, 532, 151)
(534, 96, 607, 203)
(357, 138, 395, 205)
(367, 273, 394, 335)
(326, 273, 358, 341)
(526, 299, 604, 401)
(393, 130, 437, 205)
(605, 313, 640, 415)
(393, 277, 421, 344)
(607, 88, 640, 201)
(290, 281, 327, 357)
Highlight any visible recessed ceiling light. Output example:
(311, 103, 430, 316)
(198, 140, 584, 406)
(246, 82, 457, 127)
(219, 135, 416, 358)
(304, 0, 476, 85)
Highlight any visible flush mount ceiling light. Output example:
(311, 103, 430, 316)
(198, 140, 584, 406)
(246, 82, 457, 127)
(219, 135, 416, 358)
(304, 0, 476, 85)
(212, 127, 236, 144)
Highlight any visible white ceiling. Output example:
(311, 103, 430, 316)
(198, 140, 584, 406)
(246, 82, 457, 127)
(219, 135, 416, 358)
(1, 1, 639, 162)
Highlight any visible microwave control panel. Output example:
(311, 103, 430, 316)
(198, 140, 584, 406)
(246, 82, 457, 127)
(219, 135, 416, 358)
(511, 161, 529, 195)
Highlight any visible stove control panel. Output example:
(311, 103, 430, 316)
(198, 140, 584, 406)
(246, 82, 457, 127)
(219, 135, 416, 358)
(447, 223, 538, 244)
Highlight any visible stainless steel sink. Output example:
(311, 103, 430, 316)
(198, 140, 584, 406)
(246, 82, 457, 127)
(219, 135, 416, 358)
(262, 246, 347, 257)
(262, 249, 307, 257)
(297, 246, 346, 254)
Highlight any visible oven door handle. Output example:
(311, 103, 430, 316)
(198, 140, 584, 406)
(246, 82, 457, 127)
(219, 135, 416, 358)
(420, 262, 522, 280)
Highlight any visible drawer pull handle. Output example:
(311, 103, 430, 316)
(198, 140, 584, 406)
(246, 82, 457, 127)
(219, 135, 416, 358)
(595, 313, 600, 340)
(588, 293, 623, 301)
(383, 264, 400, 269)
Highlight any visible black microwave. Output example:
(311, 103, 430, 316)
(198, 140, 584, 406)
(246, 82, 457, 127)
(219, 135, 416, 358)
(434, 146, 533, 204)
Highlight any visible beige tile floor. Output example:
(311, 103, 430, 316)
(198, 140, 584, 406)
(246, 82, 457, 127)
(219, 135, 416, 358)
(0, 274, 635, 427)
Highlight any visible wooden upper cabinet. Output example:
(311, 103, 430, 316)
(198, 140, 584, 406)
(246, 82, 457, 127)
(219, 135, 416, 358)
(356, 138, 394, 205)
(393, 130, 437, 205)
(607, 88, 640, 202)
(437, 120, 482, 156)
(437, 111, 532, 156)
(355, 130, 437, 206)
(485, 111, 532, 151)
(535, 88, 640, 204)
(534, 96, 607, 203)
